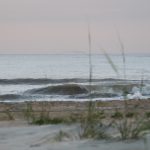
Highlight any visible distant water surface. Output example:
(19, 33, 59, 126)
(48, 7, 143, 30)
(0, 54, 149, 102)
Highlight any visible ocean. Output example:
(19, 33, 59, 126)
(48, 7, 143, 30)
(0, 54, 150, 102)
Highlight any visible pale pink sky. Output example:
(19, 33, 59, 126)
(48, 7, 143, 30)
(0, 0, 150, 54)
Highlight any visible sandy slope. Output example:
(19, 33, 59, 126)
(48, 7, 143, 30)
(0, 120, 150, 150)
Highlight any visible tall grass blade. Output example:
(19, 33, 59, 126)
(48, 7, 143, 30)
(140, 70, 144, 93)
(87, 22, 92, 89)
(87, 22, 94, 114)
(102, 48, 119, 76)
(115, 29, 126, 79)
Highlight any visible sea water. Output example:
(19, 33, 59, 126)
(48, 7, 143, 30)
(0, 54, 149, 102)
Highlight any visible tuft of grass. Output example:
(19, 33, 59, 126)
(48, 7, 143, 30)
(68, 114, 81, 123)
(4, 109, 14, 120)
(24, 102, 35, 123)
(80, 121, 108, 139)
(32, 117, 65, 125)
(111, 111, 123, 119)
(54, 130, 71, 142)
(113, 112, 150, 140)
(102, 37, 149, 140)
(80, 110, 108, 139)
(24, 102, 79, 125)
(96, 111, 106, 119)
(126, 112, 135, 118)
(145, 112, 150, 118)
(140, 120, 150, 131)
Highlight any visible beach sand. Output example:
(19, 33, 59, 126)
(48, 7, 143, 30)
(0, 120, 150, 150)
(0, 99, 150, 150)
(0, 99, 150, 120)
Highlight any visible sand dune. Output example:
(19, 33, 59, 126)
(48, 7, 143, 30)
(0, 120, 150, 150)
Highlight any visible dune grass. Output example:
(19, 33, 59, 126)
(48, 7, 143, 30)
(4, 109, 14, 120)
(23, 102, 80, 125)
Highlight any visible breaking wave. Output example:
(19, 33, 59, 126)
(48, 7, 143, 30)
(0, 78, 150, 102)
(25, 84, 88, 95)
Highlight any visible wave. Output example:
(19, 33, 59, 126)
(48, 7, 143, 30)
(0, 94, 23, 100)
(0, 78, 88, 85)
(0, 78, 149, 85)
(24, 82, 150, 97)
(25, 84, 89, 95)
(75, 92, 118, 99)
(0, 79, 150, 102)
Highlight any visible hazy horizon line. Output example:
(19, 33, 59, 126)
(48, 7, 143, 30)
(0, 52, 149, 56)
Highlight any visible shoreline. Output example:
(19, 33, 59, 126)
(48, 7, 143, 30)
(0, 99, 150, 121)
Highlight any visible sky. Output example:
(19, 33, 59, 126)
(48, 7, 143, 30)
(0, 0, 150, 54)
